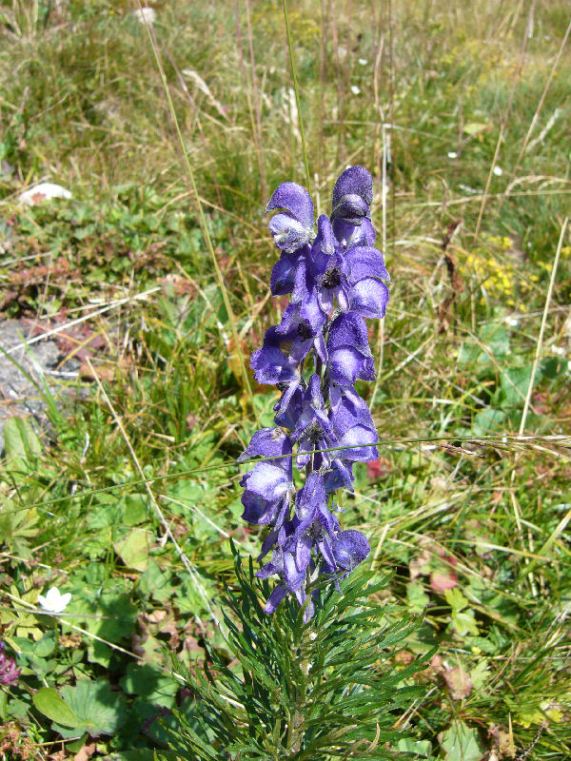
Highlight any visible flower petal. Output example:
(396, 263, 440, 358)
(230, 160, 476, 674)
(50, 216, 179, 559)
(269, 213, 311, 253)
(328, 311, 371, 353)
(332, 217, 376, 249)
(267, 182, 314, 228)
(263, 584, 288, 614)
(337, 424, 378, 462)
(295, 472, 326, 523)
(344, 246, 389, 284)
(238, 428, 292, 469)
(271, 252, 303, 295)
(251, 328, 299, 385)
(329, 348, 375, 385)
(274, 379, 304, 429)
(327, 314, 375, 385)
(333, 530, 370, 570)
(312, 214, 336, 255)
(240, 463, 291, 525)
(350, 278, 390, 318)
(332, 166, 373, 214)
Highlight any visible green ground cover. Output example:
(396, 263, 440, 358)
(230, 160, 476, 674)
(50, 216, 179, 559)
(0, 1, 570, 758)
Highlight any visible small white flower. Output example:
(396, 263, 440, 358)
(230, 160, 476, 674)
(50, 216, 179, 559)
(551, 345, 566, 357)
(493, 166, 503, 176)
(350, 85, 361, 95)
(447, 151, 458, 159)
(358, 58, 368, 66)
(38, 587, 71, 615)
(19, 183, 72, 206)
(132, 7, 156, 26)
(505, 316, 519, 327)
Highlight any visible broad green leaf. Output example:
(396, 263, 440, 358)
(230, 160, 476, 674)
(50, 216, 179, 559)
(139, 561, 174, 603)
(463, 122, 490, 136)
(500, 365, 532, 407)
(406, 581, 430, 613)
(79, 583, 137, 643)
(3, 417, 41, 471)
(459, 324, 510, 369)
(440, 720, 483, 761)
(479, 324, 510, 358)
(120, 663, 178, 708)
(33, 687, 81, 728)
(470, 660, 491, 692)
(114, 527, 151, 571)
(60, 680, 127, 737)
(451, 607, 479, 637)
(471, 407, 506, 435)
(122, 494, 149, 526)
(445, 589, 480, 636)
(397, 738, 433, 757)
(33, 633, 57, 658)
(444, 588, 469, 612)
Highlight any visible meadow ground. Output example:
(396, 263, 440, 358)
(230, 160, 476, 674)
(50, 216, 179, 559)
(0, 1, 570, 759)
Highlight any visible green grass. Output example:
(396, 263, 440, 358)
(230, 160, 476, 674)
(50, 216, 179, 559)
(0, 0, 570, 758)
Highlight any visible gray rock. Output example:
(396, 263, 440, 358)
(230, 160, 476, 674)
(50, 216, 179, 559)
(0, 320, 63, 453)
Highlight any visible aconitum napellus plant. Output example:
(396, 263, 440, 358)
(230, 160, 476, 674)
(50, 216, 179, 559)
(239, 166, 389, 620)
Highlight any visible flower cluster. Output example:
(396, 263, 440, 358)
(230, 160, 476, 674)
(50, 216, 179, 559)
(0, 642, 19, 686)
(239, 166, 389, 619)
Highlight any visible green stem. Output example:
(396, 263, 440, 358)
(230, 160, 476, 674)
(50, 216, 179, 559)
(282, 0, 312, 190)
(284, 621, 312, 756)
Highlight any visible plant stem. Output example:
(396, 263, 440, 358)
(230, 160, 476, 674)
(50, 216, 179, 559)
(285, 625, 311, 756)
(282, 0, 312, 191)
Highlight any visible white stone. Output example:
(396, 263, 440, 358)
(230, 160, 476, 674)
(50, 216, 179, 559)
(132, 7, 156, 26)
(18, 182, 72, 206)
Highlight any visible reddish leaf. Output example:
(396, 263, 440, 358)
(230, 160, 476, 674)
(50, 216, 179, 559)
(430, 569, 458, 593)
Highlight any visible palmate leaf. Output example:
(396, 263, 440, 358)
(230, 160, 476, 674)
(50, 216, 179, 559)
(162, 544, 429, 760)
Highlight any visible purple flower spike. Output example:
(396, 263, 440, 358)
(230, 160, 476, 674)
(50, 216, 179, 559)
(0, 642, 19, 686)
(242, 167, 389, 618)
